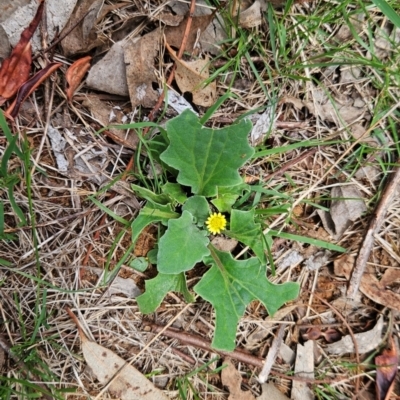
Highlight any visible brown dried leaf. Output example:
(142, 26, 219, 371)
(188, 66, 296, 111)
(60, 0, 103, 56)
(221, 359, 256, 400)
(334, 254, 400, 311)
(82, 95, 139, 149)
(239, 1, 262, 28)
(86, 40, 129, 97)
(376, 336, 398, 400)
(124, 30, 161, 108)
(0, 0, 44, 104)
(317, 185, 367, 239)
(6, 62, 62, 119)
(67, 308, 169, 400)
(66, 56, 91, 102)
(124, 31, 160, 109)
(164, 13, 214, 52)
(166, 42, 216, 107)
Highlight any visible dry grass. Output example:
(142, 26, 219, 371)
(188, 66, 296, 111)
(1, 0, 400, 399)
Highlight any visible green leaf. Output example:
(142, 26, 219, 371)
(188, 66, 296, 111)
(162, 182, 187, 204)
(211, 184, 249, 212)
(131, 203, 179, 244)
(194, 247, 299, 351)
(131, 184, 170, 205)
(129, 257, 148, 272)
(182, 196, 210, 225)
(137, 272, 194, 314)
(226, 209, 266, 263)
(158, 210, 210, 274)
(160, 109, 253, 197)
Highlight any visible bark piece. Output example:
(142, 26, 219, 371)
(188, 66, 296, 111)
(291, 341, 314, 400)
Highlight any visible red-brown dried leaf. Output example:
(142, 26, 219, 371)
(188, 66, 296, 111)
(6, 62, 62, 119)
(375, 336, 398, 400)
(66, 56, 91, 102)
(0, 0, 44, 105)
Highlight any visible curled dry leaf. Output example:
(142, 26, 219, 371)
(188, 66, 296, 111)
(317, 185, 367, 239)
(66, 308, 169, 400)
(66, 56, 91, 102)
(6, 62, 62, 119)
(166, 42, 216, 107)
(0, 0, 44, 105)
(376, 336, 398, 400)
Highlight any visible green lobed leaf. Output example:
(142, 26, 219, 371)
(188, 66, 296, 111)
(137, 272, 194, 314)
(162, 182, 187, 204)
(131, 203, 179, 244)
(194, 247, 299, 351)
(211, 183, 249, 212)
(160, 109, 254, 197)
(158, 210, 210, 274)
(225, 209, 266, 263)
(131, 184, 170, 205)
(182, 196, 210, 225)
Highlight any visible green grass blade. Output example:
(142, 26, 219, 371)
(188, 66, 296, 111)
(0, 110, 23, 158)
(371, 0, 400, 28)
(268, 230, 346, 252)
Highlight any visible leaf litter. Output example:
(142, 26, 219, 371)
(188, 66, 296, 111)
(1, 0, 400, 399)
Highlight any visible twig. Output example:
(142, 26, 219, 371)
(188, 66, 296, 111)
(258, 323, 286, 383)
(264, 147, 317, 181)
(147, 323, 342, 384)
(347, 159, 400, 298)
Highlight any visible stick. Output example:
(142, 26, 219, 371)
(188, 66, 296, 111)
(347, 159, 400, 298)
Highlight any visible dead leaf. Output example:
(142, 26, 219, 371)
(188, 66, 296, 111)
(66, 56, 91, 102)
(257, 383, 290, 400)
(376, 336, 398, 400)
(66, 308, 169, 400)
(124, 31, 160, 109)
(239, 1, 262, 28)
(164, 13, 214, 52)
(292, 341, 314, 400)
(166, 42, 216, 107)
(221, 359, 256, 400)
(325, 316, 384, 355)
(317, 185, 367, 239)
(82, 95, 139, 149)
(86, 267, 142, 299)
(250, 106, 275, 146)
(334, 254, 400, 311)
(6, 62, 62, 119)
(60, 0, 103, 56)
(0, 0, 44, 105)
(86, 39, 129, 97)
(211, 236, 238, 252)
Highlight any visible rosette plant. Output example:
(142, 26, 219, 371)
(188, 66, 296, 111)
(131, 109, 299, 351)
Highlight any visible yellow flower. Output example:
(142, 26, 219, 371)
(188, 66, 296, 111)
(206, 212, 227, 234)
